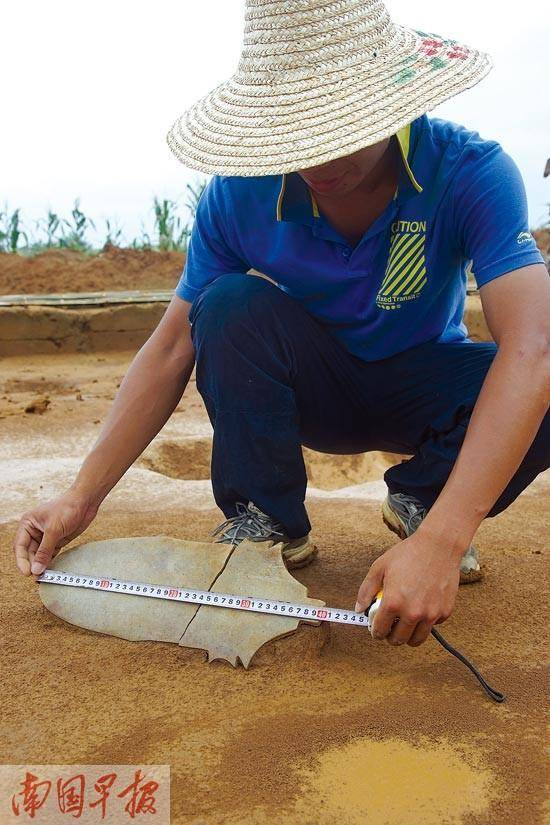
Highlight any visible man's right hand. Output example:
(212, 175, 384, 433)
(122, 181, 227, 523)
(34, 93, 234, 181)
(13, 490, 99, 577)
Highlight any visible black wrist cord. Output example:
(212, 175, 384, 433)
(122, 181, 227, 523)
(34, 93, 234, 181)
(430, 627, 505, 703)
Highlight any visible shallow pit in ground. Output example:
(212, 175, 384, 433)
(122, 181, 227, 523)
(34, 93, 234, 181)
(137, 436, 406, 490)
(302, 447, 405, 489)
(137, 436, 213, 481)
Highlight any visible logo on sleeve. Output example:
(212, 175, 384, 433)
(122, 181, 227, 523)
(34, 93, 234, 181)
(517, 231, 533, 245)
(376, 221, 428, 311)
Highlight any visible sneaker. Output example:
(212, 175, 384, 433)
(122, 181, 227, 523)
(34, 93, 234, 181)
(381, 492, 483, 584)
(211, 501, 318, 569)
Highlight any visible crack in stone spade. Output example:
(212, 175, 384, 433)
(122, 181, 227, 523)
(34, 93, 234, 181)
(178, 539, 325, 668)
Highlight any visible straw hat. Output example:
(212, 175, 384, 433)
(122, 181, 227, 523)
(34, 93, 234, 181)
(166, 0, 492, 177)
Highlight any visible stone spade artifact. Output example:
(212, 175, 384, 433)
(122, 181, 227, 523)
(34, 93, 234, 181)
(38, 535, 325, 668)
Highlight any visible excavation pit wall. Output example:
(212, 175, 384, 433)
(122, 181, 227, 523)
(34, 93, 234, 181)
(0, 293, 492, 357)
(0, 301, 167, 357)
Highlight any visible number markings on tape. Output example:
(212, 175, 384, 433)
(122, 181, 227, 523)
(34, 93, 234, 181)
(37, 569, 371, 628)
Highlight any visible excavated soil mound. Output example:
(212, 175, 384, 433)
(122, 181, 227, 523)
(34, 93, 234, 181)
(0, 246, 185, 295)
(2, 230, 548, 297)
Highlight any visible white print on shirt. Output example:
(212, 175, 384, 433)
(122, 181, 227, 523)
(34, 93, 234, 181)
(516, 231, 533, 245)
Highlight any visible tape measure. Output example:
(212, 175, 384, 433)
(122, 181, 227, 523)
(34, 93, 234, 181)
(37, 571, 504, 703)
(37, 569, 378, 629)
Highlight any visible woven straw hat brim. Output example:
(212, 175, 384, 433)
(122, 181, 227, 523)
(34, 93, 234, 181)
(167, 24, 492, 177)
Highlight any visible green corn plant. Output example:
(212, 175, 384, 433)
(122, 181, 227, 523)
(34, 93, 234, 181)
(0, 180, 209, 255)
(172, 179, 208, 252)
(152, 196, 189, 252)
(27, 210, 63, 252)
(59, 199, 95, 251)
(184, 179, 207, 220)
(44, 210, 62, 245)
(153, 197, 173, 250)
(102, 217, 124, 248)
(130, 220, 153, 250)
(0, 205, 28, 252)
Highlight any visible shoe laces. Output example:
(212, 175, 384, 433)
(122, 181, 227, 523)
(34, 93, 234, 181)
(391, 492, 427, 534)
(211, 502, 286, 544)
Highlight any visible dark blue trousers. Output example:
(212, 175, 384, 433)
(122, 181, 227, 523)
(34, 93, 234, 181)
(189, 273, 550, 539)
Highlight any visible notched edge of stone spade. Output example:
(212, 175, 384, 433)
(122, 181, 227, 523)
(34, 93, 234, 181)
(179, 539, 326, 669)
(38, 535, 233, 643)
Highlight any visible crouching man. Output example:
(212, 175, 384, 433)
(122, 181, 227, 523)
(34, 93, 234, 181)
(13, 0, 550, 650)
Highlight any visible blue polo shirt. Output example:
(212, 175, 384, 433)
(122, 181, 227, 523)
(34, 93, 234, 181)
(175, 114, 544, 361)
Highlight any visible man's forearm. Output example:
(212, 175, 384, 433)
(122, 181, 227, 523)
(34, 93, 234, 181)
(71, 337, 195, 506)
(419, 338, 550, 554)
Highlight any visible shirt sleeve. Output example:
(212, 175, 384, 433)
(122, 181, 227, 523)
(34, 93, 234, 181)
(452, 143, 544, 288)
(174, 176, 249, 302)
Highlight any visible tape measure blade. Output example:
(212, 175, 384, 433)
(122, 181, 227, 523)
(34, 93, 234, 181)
(38, 569, 371, 628)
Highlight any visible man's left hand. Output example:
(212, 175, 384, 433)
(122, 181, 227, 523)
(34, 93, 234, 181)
(354, 531, 462, 647)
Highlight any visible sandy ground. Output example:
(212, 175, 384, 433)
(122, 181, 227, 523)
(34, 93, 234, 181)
(1, 350, 549, 824)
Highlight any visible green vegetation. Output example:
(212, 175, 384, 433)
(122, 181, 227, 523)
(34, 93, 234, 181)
(0, 180, 207, 255)
(1, 185, 548, 259)
(0, 208, 28, 253)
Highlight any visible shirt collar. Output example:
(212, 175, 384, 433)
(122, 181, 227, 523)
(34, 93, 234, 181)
(394, 122, 423, 195)
(275, 121, 423, 223)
